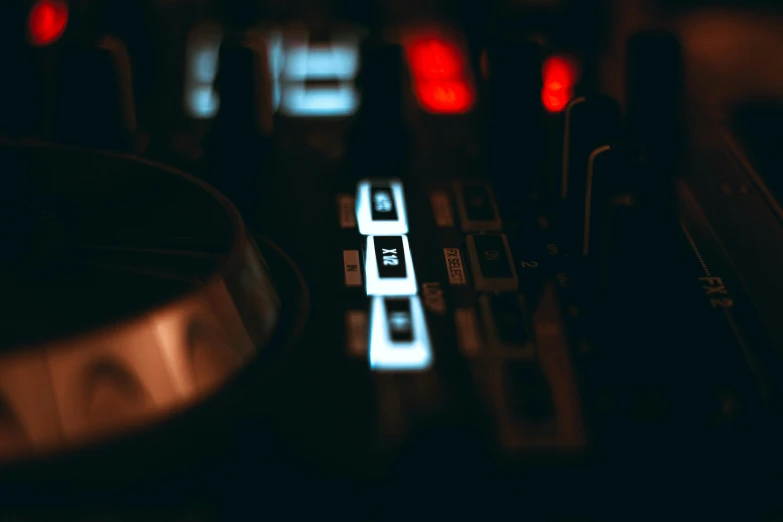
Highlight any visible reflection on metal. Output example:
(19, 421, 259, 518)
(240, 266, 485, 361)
(0, 267, 277, 462)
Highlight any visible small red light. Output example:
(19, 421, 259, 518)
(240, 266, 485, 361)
(405, 37, 464, 81)
(404, 32, 475, 115)
(542, 55, 578, 113)
(415, 81, 474, 114)
(28, 0, 68, 47)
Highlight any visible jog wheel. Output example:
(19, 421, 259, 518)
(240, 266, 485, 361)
(0, 142, 309, 509)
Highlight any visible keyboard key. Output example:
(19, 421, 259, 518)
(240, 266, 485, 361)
(455, 182, 502, 231)
(467, 234, 518, 291)
(369, 296, 432, 371)
(356, 179, 409, 235)
(365, 235, 417, 296)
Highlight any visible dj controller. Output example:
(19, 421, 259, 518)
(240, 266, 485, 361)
(1, 0, 783, 519)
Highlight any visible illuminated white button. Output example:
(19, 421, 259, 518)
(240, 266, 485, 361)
(279, 83, 359, 117)
(369, 296, 432, 371)
(184, 23, 222, 119)
(284, 41, 359, 81)
(356, 179, 409, 235)
(365, 235, 417, 296)
(187, 86, 220, 118)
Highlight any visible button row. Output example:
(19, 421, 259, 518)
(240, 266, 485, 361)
(354, 179, 431, 371)
(350, 177, 521, 371)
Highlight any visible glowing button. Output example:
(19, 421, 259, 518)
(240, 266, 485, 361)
(279, 84, 359, 117)
(542, 55, 578, 113)
(405, 37, 464, 80)
(415, 81, 474, 114)
(356, 179, 409, 235)
(28, 0, 68, 47)
(365, 235, 417, 296)
(369, 296, 432, 371)
(284, 42, 359, 81)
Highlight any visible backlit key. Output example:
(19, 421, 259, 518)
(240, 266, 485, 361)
(356, 179, 409, 235)
(365, 235, 417, 296)
(369, 296, 432, 371)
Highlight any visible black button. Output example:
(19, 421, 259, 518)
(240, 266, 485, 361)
(505, 362, 555, 424)
(456, 183, 501, 231)
(468, 234, 517, 291)
(489, 294, 528, 347)
(374, 236, 407, 279)
(385, 298, 414, 342)
(371, 186, 398, 221)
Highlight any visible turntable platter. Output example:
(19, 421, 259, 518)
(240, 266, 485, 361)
(0, 143, 290, 462)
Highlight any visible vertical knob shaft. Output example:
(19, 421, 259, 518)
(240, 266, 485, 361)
(53, 36, 137, 150)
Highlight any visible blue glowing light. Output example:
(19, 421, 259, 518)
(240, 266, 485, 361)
(184, 24, 222, 119)
(365, 235, 418, 297)
(271, 31, 360, 117)
(369, 296, 433, 371)
(279, 84, 359, 117)
(185, 26, 361, 119)
(284, 41, 360, 80)
(356, 179, 409, 236)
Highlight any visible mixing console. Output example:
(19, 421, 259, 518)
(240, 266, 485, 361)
(1, 0, 783, 520)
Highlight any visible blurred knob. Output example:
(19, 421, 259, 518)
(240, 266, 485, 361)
(484, 35, 544, 194)
(203, 30, 277, 226)
(347, 38, 411, 179)
(52, 35, 137, 151)
(212, 32, 274, 137)
(626, 30, 684, 177)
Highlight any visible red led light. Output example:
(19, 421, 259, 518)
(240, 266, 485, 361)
(28, 0, 68, 47)
(404, 32, 475, 115)
(542, 55, 578, 113)
(415, 80, 474, 114)
(405, 37, 464, 80)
